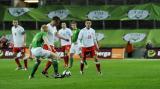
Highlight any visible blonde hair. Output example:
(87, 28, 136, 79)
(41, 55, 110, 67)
(41, 25, 48, 32)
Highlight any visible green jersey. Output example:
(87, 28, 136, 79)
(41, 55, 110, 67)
(72, 28, 80, 43)
(31, 32, 47, 48)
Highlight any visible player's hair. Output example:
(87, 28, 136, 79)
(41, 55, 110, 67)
(12, 19, 18, 22)
(70, 21, 77, 25)
(52, 16, 60, 21)
(85, 19, 92, 22)
(41, 24, 48, 32)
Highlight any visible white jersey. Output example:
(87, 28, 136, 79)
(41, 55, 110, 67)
(11, 25, 25, 47)
(47, 24, 57, 45)
(58, 28, 72, 46)
(78, 27, 96, 47)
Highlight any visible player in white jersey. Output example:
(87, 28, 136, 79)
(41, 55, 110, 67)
(42, 17, 69, 77)
(58, 22, 72, 67)
(11, 20, 28, 70)
(69, 21, 88, 68)
(78, 20, 101, 75)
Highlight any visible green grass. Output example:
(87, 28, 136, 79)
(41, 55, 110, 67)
(0, 59, 160, 89)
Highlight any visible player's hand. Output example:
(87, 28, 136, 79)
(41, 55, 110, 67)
(96, 46, 99, 51)
(48, 46, 52, 51)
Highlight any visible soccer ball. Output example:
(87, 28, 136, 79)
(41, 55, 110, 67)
(62, 70, 71, 77)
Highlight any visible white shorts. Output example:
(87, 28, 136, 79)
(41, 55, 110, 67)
(31, 47, 51, 58)
(70, 43, 81, 54)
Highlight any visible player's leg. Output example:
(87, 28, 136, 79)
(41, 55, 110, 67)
(23, 56, 28, 70)
(93, 52, 101, 74)
(69, 44, 75, 68)
(29, 47, 43, 79)
(79, 54, 88, 69)
(42, 60, 52, 75)
(13, 48, 22, 70)
(22, 47, 28, 70)
(80, 47, 86, 74)
(63, 45, 70, 67)
(29, 57, 41, 79)
(49, 52, 65, 78)
(42, 45, 56, 75)
(69, 53, 74, 68)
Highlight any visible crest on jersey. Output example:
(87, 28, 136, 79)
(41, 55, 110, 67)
(128, 10, 149, 20)
(48, 9, 70, 19)
(87, 10, 109, 20)
(8, 8, 30, 17)
(123, 33, 146, 43)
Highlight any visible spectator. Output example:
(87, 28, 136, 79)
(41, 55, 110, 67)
(126, 41, 134, 58)
(144, 41, 153, 58)
(0, 34, 8, 48)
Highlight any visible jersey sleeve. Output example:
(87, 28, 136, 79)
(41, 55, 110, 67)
(20, 26, 25, 34)
(92, 29, 98, 44)
(69, 29, 73, 36)
(58, 30, 62, 35)
(77, 29, 83, 47)
(43, 32, 47, 37)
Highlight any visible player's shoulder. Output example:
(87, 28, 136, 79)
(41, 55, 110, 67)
(90, 28, 95, 31)
(66, 28, 71, 31)
(81, 28, 86, 31)
(18, 25, 24, 29)
(58, 28, 63, 32)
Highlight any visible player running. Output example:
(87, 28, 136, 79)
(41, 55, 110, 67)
(78, 20, 101, 75)
(69, 21, 88, 68)
(29, 25, 63, 79)
(58, 22, 72, 67)
(42, 16, 69, 77)
(11, 20, 28, 71)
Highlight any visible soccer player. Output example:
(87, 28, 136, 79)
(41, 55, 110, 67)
(11, 20, 28, 70)
(78, 20, 101, 75)
(69, 21, 88, 68)
(29, 25, 63, 79)
(42, 16, 69, 77)
(58, 22, 72, 67)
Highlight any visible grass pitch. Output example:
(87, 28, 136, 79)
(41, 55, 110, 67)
(0, 59, 160, 89)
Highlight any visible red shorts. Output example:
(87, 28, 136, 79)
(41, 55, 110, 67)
(43, 44, 56, 53)
(82, 46, 96, 57)
(61, 45, 71, 52)
(13, 47, 26, 55)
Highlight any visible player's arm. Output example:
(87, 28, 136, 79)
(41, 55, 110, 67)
(42, 35, 52, 51)
(77, 30, 83, 47)
(55, 32, 69, 41)
(93, 31, 99, 50)
(21, 27, 26, 46)
(28, 44, 32, 58)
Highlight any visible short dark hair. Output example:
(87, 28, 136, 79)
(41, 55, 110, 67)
(52, 16, 60, 21)
(85, 19, 92, 22)
(70, 21, 77, 25)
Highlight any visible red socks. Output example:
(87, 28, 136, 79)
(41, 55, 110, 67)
(64, 55, 69, 67)
(80, 61, 84, 71)
(15, 57, 21, 67)
(43, 61, 52, 73)
(96, 62, 101, 72)
(24, 60, 28, 69)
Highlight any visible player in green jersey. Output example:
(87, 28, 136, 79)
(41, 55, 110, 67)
(29, 25, 63, 79)
(69, 21, 88, 68)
